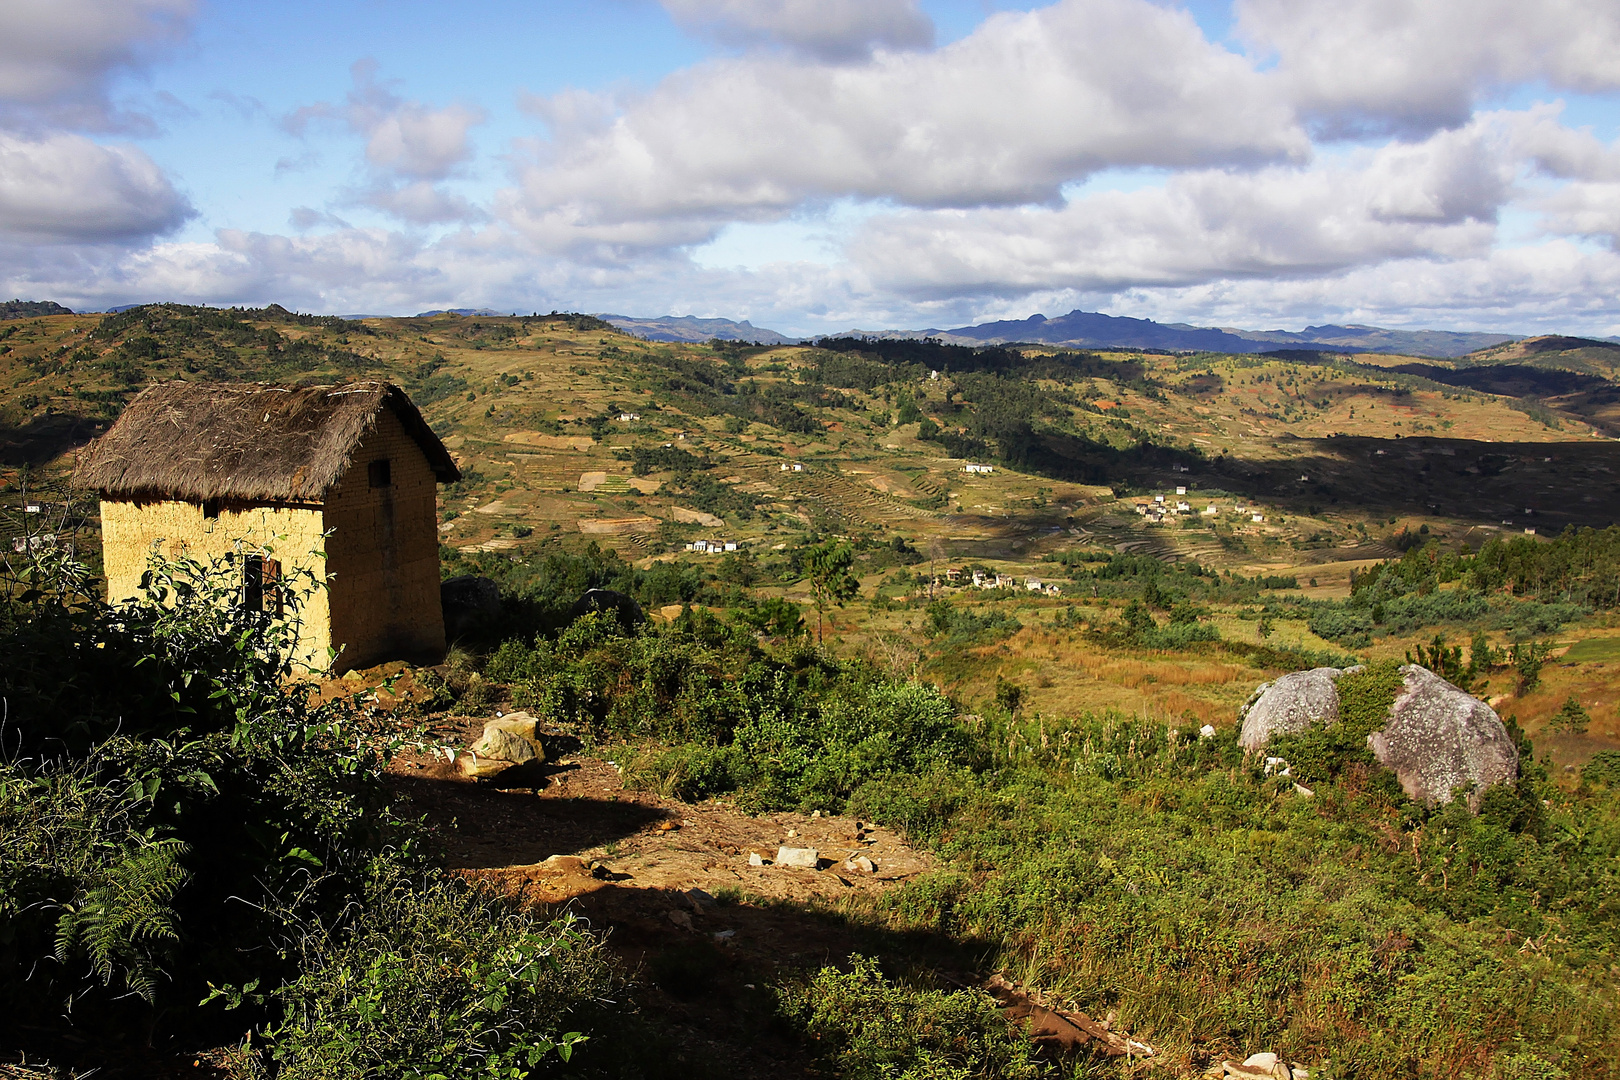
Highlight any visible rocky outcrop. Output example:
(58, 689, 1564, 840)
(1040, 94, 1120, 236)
(1372, 665, 1519, 810)
(1238, 667, 1353, 753)
(1239, 664, 1518, 810)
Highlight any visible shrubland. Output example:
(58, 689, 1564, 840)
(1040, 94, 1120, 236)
(0, 553, 627, 1076)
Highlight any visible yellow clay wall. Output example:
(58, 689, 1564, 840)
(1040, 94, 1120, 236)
(322, 408, 447, 670)
(99, 497, 334, 672)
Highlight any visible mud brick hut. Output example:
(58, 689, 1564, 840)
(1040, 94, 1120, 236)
(75, 380, 460, 673)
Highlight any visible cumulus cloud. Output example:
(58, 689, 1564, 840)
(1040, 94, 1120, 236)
(285, 60, 487, 222)
(0, 0, 196, 132)
(660, 0, 933, 60)
(0, 131, 193, 242)
(844, 119, 1520, 297)
(1237, 0, 1620, 136)
(503, 0, 1305, 258)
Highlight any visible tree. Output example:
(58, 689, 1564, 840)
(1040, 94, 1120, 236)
(805, 540, 859, 644)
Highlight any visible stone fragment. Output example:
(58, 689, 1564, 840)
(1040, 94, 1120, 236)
(844, 855, 877, 873)
(1199, 725, 1216, 739)
(776, 846, 820, 869)
(748, 851, 768, 867)
(667, 909, 693, 930)
(456, 754, 514, 780)
(471, 715, 546, 764)
(686, 888, 716, 909)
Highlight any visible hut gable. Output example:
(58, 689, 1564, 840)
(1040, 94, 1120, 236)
(74, 380, 459, 504)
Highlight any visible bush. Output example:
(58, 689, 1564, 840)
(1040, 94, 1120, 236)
(0, 553, 409, 1041)
(782, 956, 1040, 1080)
(270, 871, 625, 1078)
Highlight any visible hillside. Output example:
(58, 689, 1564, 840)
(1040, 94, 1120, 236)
(2, 303, 1617, 724)
(6, 302, 1620, 1078)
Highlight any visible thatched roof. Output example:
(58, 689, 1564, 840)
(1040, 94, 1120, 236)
(75, 380, 460, 503)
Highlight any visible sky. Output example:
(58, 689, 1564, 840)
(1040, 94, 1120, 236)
(2, 0, 1620, 337)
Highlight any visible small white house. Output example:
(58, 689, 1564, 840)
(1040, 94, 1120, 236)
(1154, 494, 1165, 504)
(1251, 513, 1265, 523)
(1044, 583, 1061, 596)
(616, 412, 641, 422)
(1135, 503, 1150, 515)
(1202, 505, 1218, 516)
(964, 463, 994, 474)
(724, 541, 739, 552)
(1176, 486, 1187, 496)
(1025, 578, 1043, 592)
(971, 570, 988, 587)
(1176, 501, 1191, 513)
(995, 574, 1016, 589)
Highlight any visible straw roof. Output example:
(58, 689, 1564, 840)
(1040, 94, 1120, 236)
(75, 380, 460, 503)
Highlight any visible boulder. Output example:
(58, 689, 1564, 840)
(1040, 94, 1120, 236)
(441, 576, 500, 639)
(1371, 665, 1519, 810)
(471, 714, 547, 764)
(1238, 667, 1351, 753)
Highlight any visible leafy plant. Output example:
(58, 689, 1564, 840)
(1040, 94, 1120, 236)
(270, 871, 622, 1079)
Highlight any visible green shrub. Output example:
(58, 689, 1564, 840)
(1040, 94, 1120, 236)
(0, 552, 411, 1041)
(270, 871, 624, 1079)
(1266, 661, 1405, 786)
(782, 956, 1040, 1080)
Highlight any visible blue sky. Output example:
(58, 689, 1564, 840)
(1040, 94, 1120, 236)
(3, 0, 1620, 336)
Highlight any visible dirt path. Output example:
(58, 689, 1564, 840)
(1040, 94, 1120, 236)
(386, 714, 933, 902)
(384, 715, 958, 1078)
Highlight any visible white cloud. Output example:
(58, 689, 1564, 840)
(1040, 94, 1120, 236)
(660, 0, 933, 60)
(0, 131, 192, 241)
(1236, 0, 1620, 136)
(846, 119, 1517, 297)
(0, 0, 196, 132)
(1108, 242, 1620, 336)
(503, 0, 1305, 258)
(285, 60, 487, 223)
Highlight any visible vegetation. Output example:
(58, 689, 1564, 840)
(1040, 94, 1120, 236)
(0, 554, 624, 1073)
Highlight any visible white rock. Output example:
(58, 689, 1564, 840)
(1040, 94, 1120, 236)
(1200, 725, 1216, 739)
(748, 851, 767, 867)
(1243, 1054, 1279, 1070)
(844, 855, 877, 873)
(776, 846, 820, 869)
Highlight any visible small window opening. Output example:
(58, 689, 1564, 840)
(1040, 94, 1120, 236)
(242, 555, 283, 616)
(202, 498, 222, 519)
(368, 459, 392, 488)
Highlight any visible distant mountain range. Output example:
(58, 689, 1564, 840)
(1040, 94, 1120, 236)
(596, 313, 796, 345)
(599, 307, 1545, 357)
(831, 310, 1534, 359)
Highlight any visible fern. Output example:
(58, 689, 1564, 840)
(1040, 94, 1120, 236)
(55, 840, 190, 1001)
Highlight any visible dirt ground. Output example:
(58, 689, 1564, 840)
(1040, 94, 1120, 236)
(382, 713, 967, 1079)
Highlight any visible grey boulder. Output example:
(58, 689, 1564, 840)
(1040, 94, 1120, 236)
(1373, 665, 1519, 810)
(1238, 667, 1352, 754)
